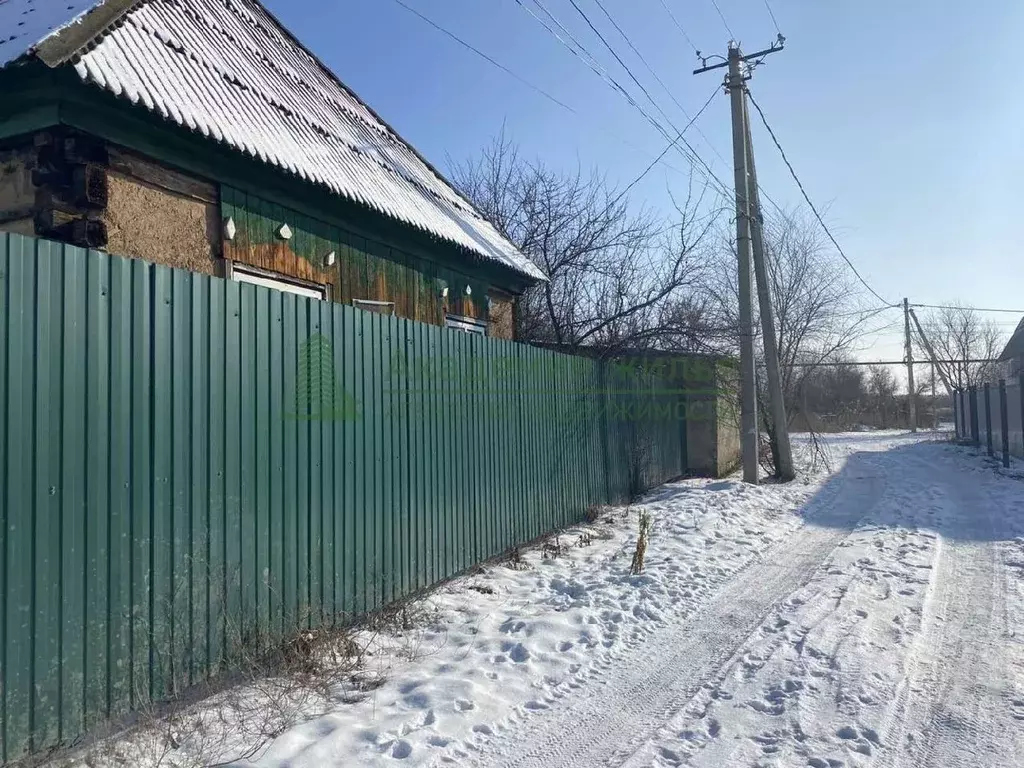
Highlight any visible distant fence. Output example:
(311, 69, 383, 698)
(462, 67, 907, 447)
(953, 376, 1024, 466)
(0, 233, 704, 761)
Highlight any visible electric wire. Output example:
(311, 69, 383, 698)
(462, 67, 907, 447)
(762, 0, 782, 36)
(654, 0, 700, 55)
(709, 0, 736, 39)
(609, 84, 721, 209)
(388, 0, 692, 180)
(389, 0, 577, 114)
(746, 89, 896, 307)
(590, 0, 739, 194)
(516, 0, 733, 199)
(910, 303, 1024, 315)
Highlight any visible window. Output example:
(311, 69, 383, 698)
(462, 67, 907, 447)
(352, 299, 396, 316)
(445, 314, 487, 335)
(231, 265, 326, 300)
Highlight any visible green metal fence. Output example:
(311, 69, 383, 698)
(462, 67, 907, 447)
(0, 233, 686, 761)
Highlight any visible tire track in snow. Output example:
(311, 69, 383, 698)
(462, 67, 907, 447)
(469, 464, 885, 768)
(877, 450, 1024, 768)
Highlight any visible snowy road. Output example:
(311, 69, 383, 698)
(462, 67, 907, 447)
(473, 438, 1024, 768)
(67, 433, 1024, 768)
(476, 436, 1024, 768)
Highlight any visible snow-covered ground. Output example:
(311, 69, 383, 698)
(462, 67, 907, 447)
(58, 432, 1024, 768)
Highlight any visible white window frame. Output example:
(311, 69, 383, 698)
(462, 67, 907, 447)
(445, 314, 488, 335)
(352, 298, 396, 316)
(230, 264, 327, 301)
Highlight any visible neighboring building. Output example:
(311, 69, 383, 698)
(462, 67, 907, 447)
(999, 317, 1024, 380)
(0, 0, 544, 338)
(533, 344, 742, 478)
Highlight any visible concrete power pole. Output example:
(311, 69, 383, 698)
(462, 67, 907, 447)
(903, 297, 918, 432)
(743, 92, 795, 480)
(695, 39, 786, 484)
(726, 46, 759, 483)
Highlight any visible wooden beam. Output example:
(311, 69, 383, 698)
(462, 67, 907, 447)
(35, 0, 141, 68)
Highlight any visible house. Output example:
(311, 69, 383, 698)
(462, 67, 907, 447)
(0, 0, 545, 338)
(998, 317, 1024, 380)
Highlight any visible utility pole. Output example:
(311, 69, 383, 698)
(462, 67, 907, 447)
(903, 297, 917, 432)
(743, 89, 794, 480)
(695, 37, 786, 484)
(726, 46, 759, 484)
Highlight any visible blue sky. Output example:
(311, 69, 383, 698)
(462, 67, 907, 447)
(264, 0, 1024, 361)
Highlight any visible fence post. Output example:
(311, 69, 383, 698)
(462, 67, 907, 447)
(954, 389, 962, 438)
(1020, 373, 1024, 457)
(1000, 379, 1010, 467)
(969, 387, 979, 446)
(984, 383, 993, 456)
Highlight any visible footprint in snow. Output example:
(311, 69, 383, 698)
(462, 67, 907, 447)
(389, 739, 412, 759)
(658, 746, 683, 765)
(455, 699, 475, 712)
(504, 642, 530, 663)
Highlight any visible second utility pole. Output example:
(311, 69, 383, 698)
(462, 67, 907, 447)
(743, 79, 795, 480)
(903, 298, 918, 432)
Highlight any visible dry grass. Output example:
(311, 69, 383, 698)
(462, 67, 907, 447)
(53, 597, 443, 768)
(630, 510, 652, 575)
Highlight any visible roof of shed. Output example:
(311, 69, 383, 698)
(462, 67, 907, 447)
(0, 0, 546, 283)
(1000, 317, 1024, 362)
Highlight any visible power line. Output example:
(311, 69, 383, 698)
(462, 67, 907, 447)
(709, 0, 736, 39)
(832, 305, 901, 319)
(389, 0, 577, 113)
(910, 303, 1024, 315)
(762, 0, 782, 36)
(745, 89, 896, 308)
(388, 0, 695, 181)
(515, 0, 734, 199)
(566, 0, 667, 119)
(590, 0, 737, 194)
(609, 85, 720, 208)
(783, 359, 1000, 368)
(564, 0, 729, 189)
(555, 0, 732, 198)
(654, 0, 700, 55)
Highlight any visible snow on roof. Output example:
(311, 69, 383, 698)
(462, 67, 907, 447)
(0, 0, 546, 283)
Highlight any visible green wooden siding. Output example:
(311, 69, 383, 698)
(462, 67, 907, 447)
(0, 233, 687, 762)
(221, 187, 489, 325)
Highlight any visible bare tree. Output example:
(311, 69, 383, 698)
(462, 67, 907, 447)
(451, 132, 720, 352)
(865, 365, 899, 429)
(702, 208, 887, 466)
(920, 303, 1004, 389)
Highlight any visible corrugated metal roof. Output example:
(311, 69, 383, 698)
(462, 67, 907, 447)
(0, 0, 546, 283)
